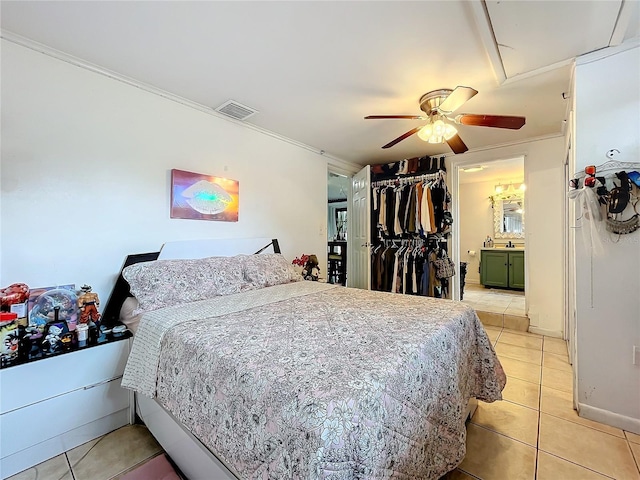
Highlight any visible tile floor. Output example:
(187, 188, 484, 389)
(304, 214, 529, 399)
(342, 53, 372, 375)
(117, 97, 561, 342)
(446, 325, 640, 480)
(10, 327, 640, 480)
(7, 425, 164, 480)
(462, 284, 529, 331)
(462, 283, 525, 316)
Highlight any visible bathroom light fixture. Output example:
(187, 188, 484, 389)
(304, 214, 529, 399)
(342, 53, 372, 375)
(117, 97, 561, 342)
(494, 182, 525, 198)
(461, 165, 485, 173)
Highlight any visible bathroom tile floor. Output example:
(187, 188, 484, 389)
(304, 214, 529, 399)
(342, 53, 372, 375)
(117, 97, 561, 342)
(462, 283, 525, 315)
(462, 283, 529, 331)
(9, 328, 640, 480)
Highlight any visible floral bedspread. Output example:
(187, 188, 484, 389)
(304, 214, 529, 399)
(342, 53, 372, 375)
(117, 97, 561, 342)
(133, 283, 505, 479)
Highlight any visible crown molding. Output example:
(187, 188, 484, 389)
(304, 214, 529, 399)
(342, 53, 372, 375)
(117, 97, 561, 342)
(0, 29, 361, 173)
(442, 132, 564, 159)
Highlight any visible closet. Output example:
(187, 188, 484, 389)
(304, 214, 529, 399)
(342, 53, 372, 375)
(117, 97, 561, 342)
(368, 156, 454, 298)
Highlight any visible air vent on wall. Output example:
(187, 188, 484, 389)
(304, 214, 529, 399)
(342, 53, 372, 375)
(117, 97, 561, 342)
(215, 100, 258, 121)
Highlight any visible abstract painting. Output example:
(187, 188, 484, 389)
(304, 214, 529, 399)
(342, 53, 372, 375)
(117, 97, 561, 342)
(170, 169, 239, 221)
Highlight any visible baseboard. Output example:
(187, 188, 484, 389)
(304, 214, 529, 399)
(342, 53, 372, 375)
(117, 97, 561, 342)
(465, 279, 480, 285)
(578, 402, 640, 435)
(528, 326, 563, 338)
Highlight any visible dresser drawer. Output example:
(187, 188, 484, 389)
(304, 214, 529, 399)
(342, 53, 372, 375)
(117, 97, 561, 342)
(0, 375, 129, 458)
(0, 339, 129, 415)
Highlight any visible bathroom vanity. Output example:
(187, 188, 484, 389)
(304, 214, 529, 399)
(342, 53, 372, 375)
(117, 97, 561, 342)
(480, 248, 525, 290)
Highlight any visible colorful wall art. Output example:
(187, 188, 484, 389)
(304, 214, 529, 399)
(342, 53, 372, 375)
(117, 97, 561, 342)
(170, 169, 239, 221)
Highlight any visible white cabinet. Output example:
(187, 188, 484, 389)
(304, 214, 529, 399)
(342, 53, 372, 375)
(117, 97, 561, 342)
(0, 339, 131, 479)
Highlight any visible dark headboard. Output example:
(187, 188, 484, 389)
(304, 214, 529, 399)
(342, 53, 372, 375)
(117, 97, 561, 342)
(101, 238, 280, 327)
(101, 252, 159, 327)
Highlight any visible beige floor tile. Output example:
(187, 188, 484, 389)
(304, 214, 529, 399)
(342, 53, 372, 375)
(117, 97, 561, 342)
(459, 423, 536, 480)
(441, 468, 478, 479)
(540, 386, 624, 438)
(67, 425, 162, 480)
(495, 342, 542, 365)
(501, 376, 540, 410)
(506, 329, 542, 338)
(474, 304, 506, 314)
(471, 400, 539, 446)
(503, 314, 530, 332)
(542, 351, 572, 373)
(504, 307, 526, 316)
(484, 328, 501, 345)
(476, 311, 503, 328)
(536, 451, 611, 480)
(483, 325, 503, 333)
(508, 297, 526, 308)
(498, 355, 541, 384)
(539, 413, 640, 479)
(498, 331, 543, 351)
(543, 337, 568, 356)
(482, 296, 514, 307)
(626, 431, 640, 444)
(630, 442, 640, 470)
(7, 454, 72, 480)
(541, 367, 573, 393)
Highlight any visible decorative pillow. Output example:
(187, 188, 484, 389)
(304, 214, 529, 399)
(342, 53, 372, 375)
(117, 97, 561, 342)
(240, 253, 302, 288)
(122, 256, 248, 313)
(119, 297, 142, 334)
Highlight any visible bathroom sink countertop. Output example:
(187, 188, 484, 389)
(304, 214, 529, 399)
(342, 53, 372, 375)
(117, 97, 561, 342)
(481, 246, 525, 250)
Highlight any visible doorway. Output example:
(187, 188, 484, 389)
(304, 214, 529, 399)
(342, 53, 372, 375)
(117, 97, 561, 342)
(451, 156, 529, 324)
(327, 171, 350, 285)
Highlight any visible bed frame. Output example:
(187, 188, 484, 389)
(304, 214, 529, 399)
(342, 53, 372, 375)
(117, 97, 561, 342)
(114, 237, 477, 480)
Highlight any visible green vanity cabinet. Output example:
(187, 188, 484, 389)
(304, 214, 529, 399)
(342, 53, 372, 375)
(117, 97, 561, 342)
(480, 250, 525, 290)
(508, 251, 525, 289)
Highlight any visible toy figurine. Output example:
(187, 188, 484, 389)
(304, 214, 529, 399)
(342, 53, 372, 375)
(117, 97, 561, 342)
(77, 285, 101, 325)
(302, 255, 320, 281)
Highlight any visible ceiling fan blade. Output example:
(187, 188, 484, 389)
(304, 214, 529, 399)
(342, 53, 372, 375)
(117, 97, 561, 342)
(446, 133, 469, 154)
(365, 115, 425, 120)
(381, 126, 423, 149)
(455, 114, 526, 130)
(438, 86, 478, 114)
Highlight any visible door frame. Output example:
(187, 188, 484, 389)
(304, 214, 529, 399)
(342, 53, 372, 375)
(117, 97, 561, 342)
(449, 155, 527, 310)
(327, 167, 352, 285)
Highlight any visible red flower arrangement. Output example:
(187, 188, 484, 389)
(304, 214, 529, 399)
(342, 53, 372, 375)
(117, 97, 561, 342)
(292, 254, 310, 267)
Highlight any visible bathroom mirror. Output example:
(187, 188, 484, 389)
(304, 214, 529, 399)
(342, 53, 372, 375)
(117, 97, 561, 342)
(494, 194, 524, 239)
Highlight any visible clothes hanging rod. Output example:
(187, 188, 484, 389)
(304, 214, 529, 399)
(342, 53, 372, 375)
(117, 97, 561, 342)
(371, 170, 445, 188)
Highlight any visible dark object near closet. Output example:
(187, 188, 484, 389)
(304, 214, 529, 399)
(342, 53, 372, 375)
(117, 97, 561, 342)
(460, 262, 468, 300)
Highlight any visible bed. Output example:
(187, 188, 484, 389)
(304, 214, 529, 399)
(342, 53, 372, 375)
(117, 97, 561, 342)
(117, 237, 505, 480)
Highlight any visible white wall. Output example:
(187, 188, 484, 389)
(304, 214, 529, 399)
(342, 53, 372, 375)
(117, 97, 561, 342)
(574, 45, 640, 431)
(459, 179, 524, 284)
(451, 136, 566, 336)
(0, 41, 338, 303)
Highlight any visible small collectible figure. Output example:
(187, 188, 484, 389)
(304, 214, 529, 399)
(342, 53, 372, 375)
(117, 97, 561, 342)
(77, 285, 101, 325)
(302, 255, 320, 281)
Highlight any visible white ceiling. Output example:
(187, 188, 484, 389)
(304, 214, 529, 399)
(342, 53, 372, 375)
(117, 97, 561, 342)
(1, 1, 638, 166)
(458, 157, 524, 185)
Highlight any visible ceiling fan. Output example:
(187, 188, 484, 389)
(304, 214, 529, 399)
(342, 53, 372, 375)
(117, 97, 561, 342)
(365, 86, 526, 154)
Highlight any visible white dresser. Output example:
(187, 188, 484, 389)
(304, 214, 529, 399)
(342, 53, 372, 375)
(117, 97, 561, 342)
(0, 339, 131, 479)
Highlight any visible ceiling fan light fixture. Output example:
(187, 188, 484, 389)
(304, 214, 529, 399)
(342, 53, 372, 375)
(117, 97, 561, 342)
(417, 118, 458, 144)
